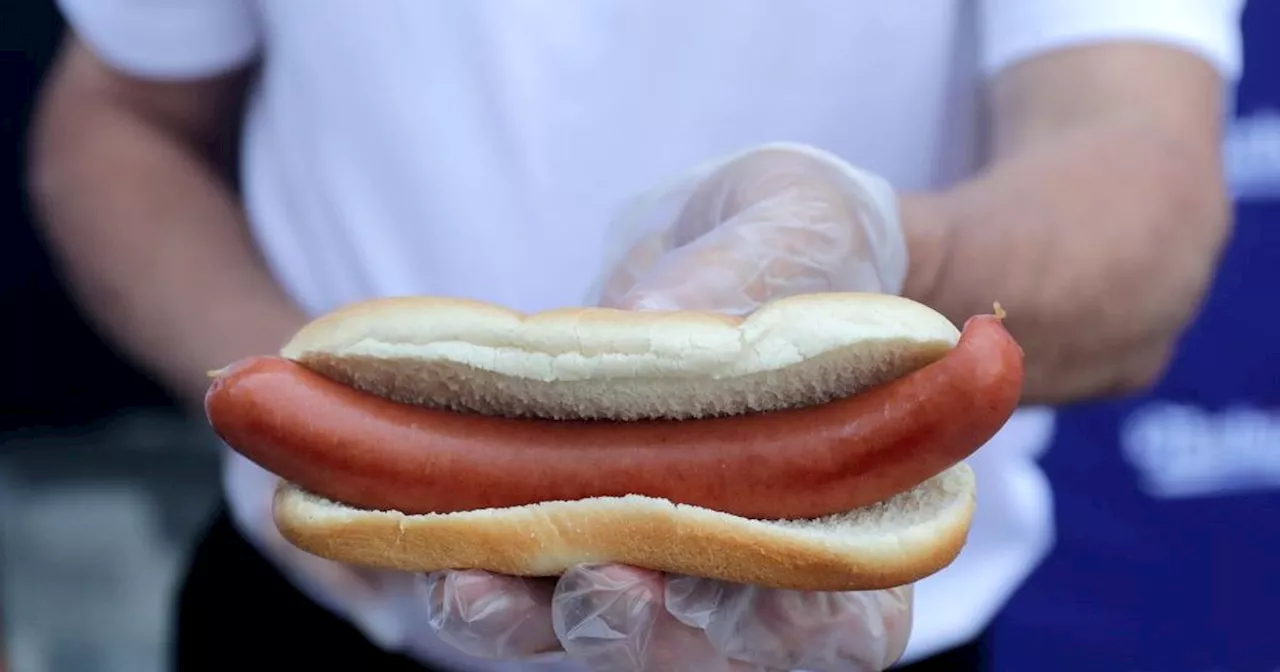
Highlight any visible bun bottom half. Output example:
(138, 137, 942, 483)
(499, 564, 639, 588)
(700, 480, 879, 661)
(273, 463, 975, 591)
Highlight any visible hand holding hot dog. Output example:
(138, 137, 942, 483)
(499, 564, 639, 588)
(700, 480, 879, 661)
(422, 565, 913, 671)
(421, 144, 917, 671)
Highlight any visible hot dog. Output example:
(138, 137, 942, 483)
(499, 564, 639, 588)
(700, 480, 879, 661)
(206, 314, 1019, 520)
(205, 293, 1025, 591)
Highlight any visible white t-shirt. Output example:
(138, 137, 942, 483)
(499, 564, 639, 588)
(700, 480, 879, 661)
(58, 2, 1244, 669)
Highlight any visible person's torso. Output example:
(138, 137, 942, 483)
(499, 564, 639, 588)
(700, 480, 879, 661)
(222, 3, 1057, 668)
(240, 0, 985, 315)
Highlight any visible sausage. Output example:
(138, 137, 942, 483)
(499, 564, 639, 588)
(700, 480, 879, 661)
(205, 313, 1023, 520)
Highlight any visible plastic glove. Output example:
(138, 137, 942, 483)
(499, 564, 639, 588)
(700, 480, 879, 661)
(421, 566, 912, 671)
(587, 141, 907, 313)
(421, 143, 916, 671)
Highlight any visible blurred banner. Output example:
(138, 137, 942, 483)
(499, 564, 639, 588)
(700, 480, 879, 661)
(992, 3, 1280, 671)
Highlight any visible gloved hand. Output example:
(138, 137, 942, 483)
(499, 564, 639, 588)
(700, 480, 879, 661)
(422, 566, 912, 671)
(588, 141, 908, 312)
(422, 143, 916, 671)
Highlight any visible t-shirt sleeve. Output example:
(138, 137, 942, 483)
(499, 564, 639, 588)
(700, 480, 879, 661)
(979, 0, 1246, 79)
(55, 0, 261, 79)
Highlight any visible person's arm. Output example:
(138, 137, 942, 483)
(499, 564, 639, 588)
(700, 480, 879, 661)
(28, 36, 307, 407)
(901, 42, 1234, 405)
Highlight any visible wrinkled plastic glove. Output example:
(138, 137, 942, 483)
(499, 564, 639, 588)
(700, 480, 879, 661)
(587, 141, 908, 311)
(421, 143, 915, 671)
(421, 566, 912, 671)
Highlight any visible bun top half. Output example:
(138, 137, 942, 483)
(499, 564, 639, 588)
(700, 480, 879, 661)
(279, 293, 959, 421)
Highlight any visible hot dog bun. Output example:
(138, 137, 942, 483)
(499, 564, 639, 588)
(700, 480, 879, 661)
(279, 292, 962, 421)
(245, 293, 1000, 591)
(274, 462, 974, 591)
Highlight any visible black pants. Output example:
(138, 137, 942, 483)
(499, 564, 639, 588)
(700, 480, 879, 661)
(174, 509, 987, 671)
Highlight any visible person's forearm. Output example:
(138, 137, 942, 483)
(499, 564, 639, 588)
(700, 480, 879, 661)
(29, 56, 306, 408)
(898, 44, 1231, 405)
(902, 127, 1227, 404)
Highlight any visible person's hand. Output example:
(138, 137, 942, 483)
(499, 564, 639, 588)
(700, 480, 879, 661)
(423, 144, 916, 671)
(422, 566, 912, 671)
(588, 141, 909, 313)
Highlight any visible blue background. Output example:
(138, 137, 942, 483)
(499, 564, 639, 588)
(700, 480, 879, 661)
(992, 3, 1280, 670)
